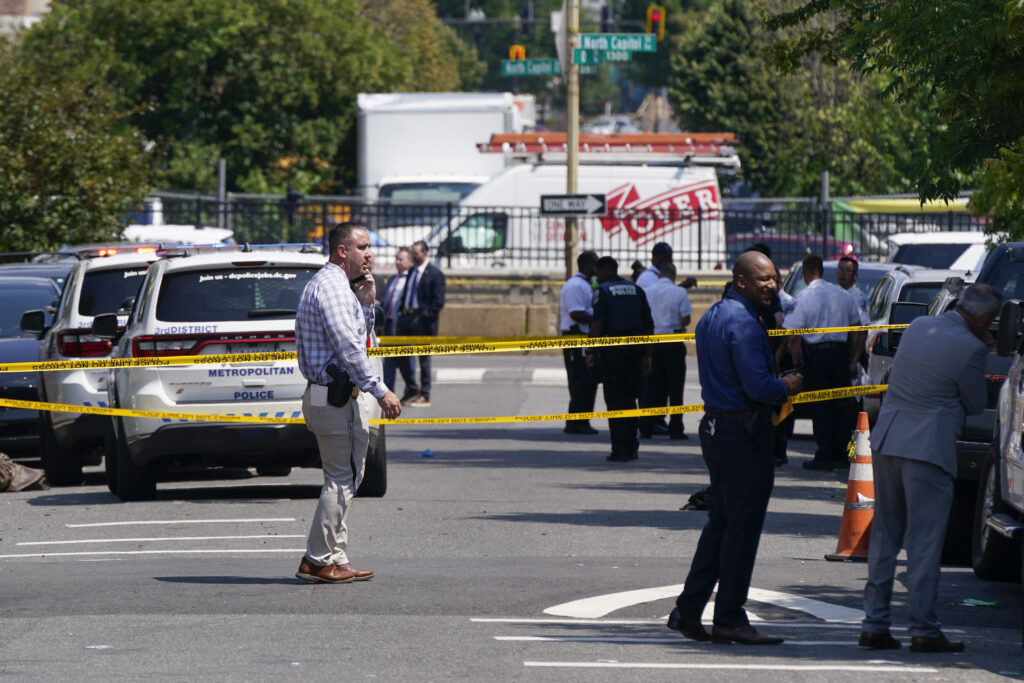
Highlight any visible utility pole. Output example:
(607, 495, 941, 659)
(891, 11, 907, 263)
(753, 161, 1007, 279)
(564, 0, 580, 280)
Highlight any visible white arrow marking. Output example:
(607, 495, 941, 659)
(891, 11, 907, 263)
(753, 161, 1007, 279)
(584, 194, 603, 214)
(543, 584, 863, 623)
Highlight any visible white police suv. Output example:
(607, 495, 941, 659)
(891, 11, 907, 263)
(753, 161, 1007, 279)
(93, 245, 387, 502)
(21, 247, 161, 485)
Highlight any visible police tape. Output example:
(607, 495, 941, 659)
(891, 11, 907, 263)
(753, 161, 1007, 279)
(0, 325, 908, 374)
(447, 278, 729, 288)
(0, 384, 886, 426)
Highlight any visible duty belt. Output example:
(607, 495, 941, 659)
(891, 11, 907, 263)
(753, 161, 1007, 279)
(306, 379, 360, 399)
(705, 410, 754, 424)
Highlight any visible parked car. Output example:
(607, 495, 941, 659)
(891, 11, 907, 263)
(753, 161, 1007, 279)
(580, 115, 641, 135)
(92, 245, 387, 501)
(0, 276, 62, 456)
(728, 232, 855, 268)
(886, 231, 992, 271)
(781, 259, 894, 303)
(862, 266, 973, 423)
(0, 261, 73, 289)
(20, 251, 161, 485)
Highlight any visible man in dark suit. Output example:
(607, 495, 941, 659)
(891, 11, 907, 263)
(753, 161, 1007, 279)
(382, 247, 414, 392)
(395, 240, 446, 407)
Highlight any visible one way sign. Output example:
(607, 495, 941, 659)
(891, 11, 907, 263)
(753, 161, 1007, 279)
(540, 194, 607, 216)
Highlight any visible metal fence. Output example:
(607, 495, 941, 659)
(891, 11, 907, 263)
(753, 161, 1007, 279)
(149, 192, 984, 271)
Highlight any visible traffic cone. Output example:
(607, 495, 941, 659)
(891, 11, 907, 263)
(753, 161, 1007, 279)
(824, 412, 874, 562)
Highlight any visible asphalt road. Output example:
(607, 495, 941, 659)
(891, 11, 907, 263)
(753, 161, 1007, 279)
(1, 354, 1022, 681)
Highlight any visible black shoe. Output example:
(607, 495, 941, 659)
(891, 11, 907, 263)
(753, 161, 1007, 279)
(651, 423, 671, 435)
(607, 452, 633, 462)
(564, 424, 598, 435)
(859, 631, 901, 650)
(667, 608, 711, 642)
(669, 432, 689, 440)
(711, 624, 783, 645)
(802, 459, 834, 471)
(910, 634, 964, 653)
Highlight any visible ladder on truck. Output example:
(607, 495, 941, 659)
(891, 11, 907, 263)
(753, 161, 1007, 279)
(476, 132, 741, 169)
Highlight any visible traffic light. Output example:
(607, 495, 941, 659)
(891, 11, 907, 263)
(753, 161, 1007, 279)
(600, 5, 614, 33)
(521, 2, 535, 36)
(646, 4, 666, 41)
(509, 44, 526, 60)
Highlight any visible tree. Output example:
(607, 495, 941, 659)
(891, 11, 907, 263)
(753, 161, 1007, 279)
(668, 0, 947, 197)
(24, 0, 481, 195)
(768, 0, 1024, 234)
(0, 36, 151, 252)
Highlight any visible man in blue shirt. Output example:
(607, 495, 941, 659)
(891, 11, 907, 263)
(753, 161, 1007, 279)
(667, 251, 803, 645)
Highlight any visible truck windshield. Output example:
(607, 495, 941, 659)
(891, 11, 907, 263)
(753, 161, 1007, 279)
(376, 182, 482, 229)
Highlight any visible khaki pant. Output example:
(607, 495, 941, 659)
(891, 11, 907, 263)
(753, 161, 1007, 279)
(301, 388, 370, 566)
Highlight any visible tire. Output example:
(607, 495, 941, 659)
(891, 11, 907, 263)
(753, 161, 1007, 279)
(38, 410, 83, 486)
(940, 479, 975, 566)
(972, 448, 1022, 581)
(256, 465, 292, 477)
(114, 417, 156, 502)
(103, 420, 119, 496)
(357, 424, 387, 498)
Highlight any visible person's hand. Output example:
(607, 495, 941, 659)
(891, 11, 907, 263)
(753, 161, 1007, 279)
(782, 372, 803, 395)
(680, 276, 697, 289)
(377, 390, 401, 420)
(352, 271, 376, 305)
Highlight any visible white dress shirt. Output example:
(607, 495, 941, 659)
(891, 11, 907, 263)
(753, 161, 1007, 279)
(559, 272, 594, 333)
(635, 265, 660, 292)
(783, 277, 861, 344)
(647, 277, 693, 334)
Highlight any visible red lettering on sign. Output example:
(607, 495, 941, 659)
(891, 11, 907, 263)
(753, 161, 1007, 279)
(601, 180, 721, 245)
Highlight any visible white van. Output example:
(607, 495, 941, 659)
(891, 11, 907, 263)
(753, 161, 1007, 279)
(424, 162, 727, 271)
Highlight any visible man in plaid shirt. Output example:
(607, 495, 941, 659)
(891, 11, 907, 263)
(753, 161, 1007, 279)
(295, 222, 401, 584)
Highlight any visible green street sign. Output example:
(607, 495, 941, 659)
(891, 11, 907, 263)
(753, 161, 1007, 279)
(500, 58, 561, 77)
(579, 33, 657, 53)
(573, 48, 633, 64)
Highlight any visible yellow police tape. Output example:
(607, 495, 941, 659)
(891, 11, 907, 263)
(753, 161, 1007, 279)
(447, 278, 728, 288)
(0, 384, 886, 426)
(0, 324, 908, 374)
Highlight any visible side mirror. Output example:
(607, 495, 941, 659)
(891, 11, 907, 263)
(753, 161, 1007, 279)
(996, 299, 1022, 358)
(117, 296, 136, 316)
(92, 313, 120, 340)
(20, 310, 46, 337)
(886, 301, 928, 354)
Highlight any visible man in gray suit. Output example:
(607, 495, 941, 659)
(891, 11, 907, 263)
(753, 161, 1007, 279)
(860, 283, 1000, 653)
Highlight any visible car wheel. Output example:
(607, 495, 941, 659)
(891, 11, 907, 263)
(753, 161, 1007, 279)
(972, 446, 1022, 581)
(103, 420, 119, 496)
(940, 479, 975, 566)
(256, 465, 292, 477)
(357, 424, 387, 498)
(114, 417, 156, 502)
(39, 410, 83, 486)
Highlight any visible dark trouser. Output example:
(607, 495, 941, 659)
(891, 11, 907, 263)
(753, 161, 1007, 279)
(382, 318, 415, 393)
(804, 343, 853, 464)
(676, 413, 775, 626)
(773, 410, 795, 462)
(562, 340, 597, 428)
(640, 341, 686, 436)
(600, 348, 644, 457)
(395, 312, 437, 399)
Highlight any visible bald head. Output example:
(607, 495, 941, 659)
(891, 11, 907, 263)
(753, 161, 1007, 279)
(732, 251, 777, 308)
(733, 251, 773, 281)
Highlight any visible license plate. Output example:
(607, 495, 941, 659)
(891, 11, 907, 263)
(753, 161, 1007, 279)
(223, 342, 285, 354)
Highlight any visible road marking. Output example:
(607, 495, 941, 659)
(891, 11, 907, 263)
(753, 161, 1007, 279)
(524, 662, 938, 672)
(532, 368, 567, 385)
(66, 518, 296, 528)
(496, 636, 860, 645)
(435, 368, 486, 383)
(0, 548, 304, 559)
(17, 535, 305, 546)
(543, 584, 862, 623)
(471, 617, 964, 633)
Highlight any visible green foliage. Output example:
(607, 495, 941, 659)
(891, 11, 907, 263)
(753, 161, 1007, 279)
(24, 0, 481, 195)
(668, 0, 948, 197)
(766, 0, 1024, 235)
(0, 36, 151, 252)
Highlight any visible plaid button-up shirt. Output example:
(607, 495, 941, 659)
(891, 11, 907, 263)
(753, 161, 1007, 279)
(296, 262, 386, 399)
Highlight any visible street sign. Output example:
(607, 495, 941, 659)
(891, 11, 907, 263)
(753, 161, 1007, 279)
(501, 58, 561, 77)
(579, 33, 657, 52)
(540, 194, 607, 216)
(573, 48, 634, 64)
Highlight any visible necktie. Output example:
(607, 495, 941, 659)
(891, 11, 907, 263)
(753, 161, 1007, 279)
(404, 268, 420, 311)
(386, 273, 405, 319)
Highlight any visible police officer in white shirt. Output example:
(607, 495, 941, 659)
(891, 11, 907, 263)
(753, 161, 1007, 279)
(559, 250, 599, 435)
(640, 263, 693, 439)
(635, 242, 674, 292)
(783, 253, 862, 471)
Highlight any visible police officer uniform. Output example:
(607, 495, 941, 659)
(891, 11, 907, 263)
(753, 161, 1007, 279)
(591, 266, 653, 461)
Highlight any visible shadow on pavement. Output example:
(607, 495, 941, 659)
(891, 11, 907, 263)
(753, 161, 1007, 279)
(155, 575, 304, 586)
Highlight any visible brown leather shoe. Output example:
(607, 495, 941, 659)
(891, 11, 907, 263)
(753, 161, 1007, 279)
(336, 562, 374, 581)
(859, 630, 901, 649)
(910, 634, 964, 653)
(667, 608, 711, 642)
(711, 624, 784, 645)
(296, 558, 355, 583)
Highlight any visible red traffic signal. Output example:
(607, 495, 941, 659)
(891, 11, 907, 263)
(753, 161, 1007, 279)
(646, 4, 666, 41)
(509, 44, 526, 60)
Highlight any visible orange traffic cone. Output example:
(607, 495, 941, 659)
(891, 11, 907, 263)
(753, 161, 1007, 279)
(824, 411, 874, 562)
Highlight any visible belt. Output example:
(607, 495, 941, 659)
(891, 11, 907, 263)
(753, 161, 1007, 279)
(706, 410, 753, 424)
(808, 341, 846, 350)
(400, 308, 419, 315)
(306, 380, 360, 398)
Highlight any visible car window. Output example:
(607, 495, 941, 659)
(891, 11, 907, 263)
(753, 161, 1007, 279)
(993, 261, 1024, 301)
(891, 243, 972, 268)
(78, 267, 149, 317)
(897, 283, 943, 306)
(868, 276, 895, 321)
(155, 267, 317, 322)
(0, 282, 57, 337)
(448, 213, 508, 253)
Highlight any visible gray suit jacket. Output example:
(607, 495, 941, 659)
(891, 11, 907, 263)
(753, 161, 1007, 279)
(871, 310, 987, 477)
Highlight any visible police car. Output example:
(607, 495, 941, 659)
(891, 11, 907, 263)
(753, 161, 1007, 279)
(92, 245, 387, 501)
(20, 248, 162, 485)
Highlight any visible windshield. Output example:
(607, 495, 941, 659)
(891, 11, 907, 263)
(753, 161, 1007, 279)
(891, 243, 973, 269)
(155, 267, 317, 322)
(79, 267, 149, 317)
(376, 182, 481, 229)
